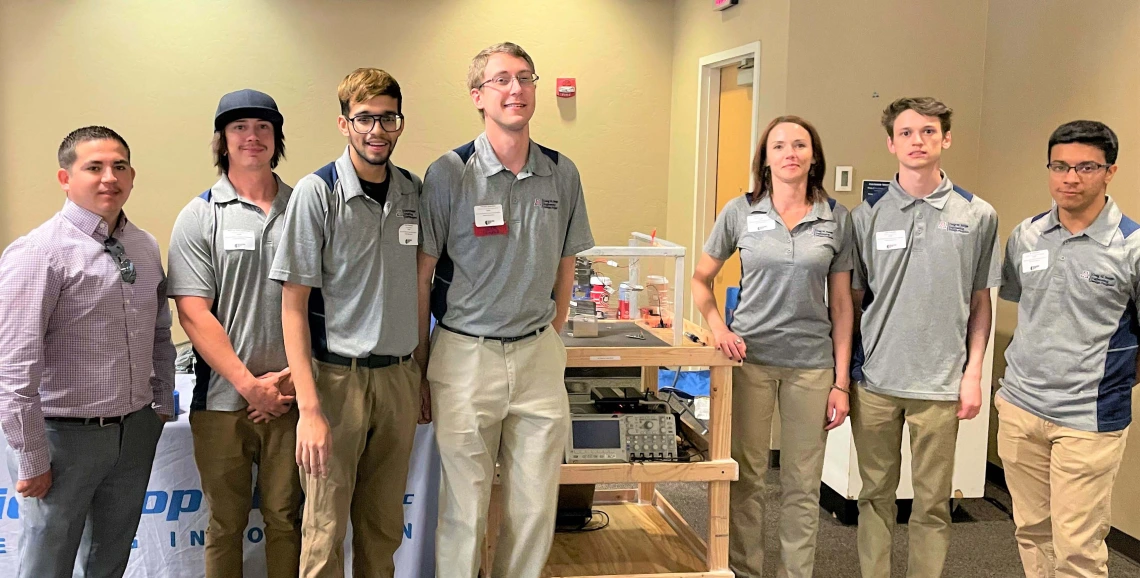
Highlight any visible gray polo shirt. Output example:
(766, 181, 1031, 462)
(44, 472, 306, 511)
(420, 133, 595, 337)
(851, 173, 1001, 400)
(168, 175, 293, 411)
(703, 193, 855, 368)
(998, 197, 1140, 432)
(269, 147, 422, 358)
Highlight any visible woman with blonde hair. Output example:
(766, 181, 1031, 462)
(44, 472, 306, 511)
(692, 115, 855, 577)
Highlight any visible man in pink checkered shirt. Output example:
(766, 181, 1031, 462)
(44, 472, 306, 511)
(0, 126, 175, 578)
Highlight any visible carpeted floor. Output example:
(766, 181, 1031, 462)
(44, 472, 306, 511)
(646, 475, 1140, 577)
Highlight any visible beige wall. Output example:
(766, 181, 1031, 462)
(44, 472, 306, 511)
(665, 0, 792, 279)
(0, 0, 676, 341)
(786, 0, 989, 208)
(977, 0, 1140, 537)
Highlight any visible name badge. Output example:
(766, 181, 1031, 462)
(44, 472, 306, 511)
(747, 214, 776, 233)
(223, 230, 256, 251)
(1022, 250, 1049, 273)
(398, 223, 418, 246)
(474, 204, 505, 227)
(875, 230, 907, 251)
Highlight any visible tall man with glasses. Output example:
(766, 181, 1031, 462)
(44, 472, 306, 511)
(417, 42, 594, 578)
(997, 120, 1138, 578)
(271, 68, 424, 578)
(0, 126, 174, 578)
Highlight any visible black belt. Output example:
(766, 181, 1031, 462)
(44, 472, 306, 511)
(439, 323, 547, 343)
(315, 350, 412, 368)
(45, 414, 129, 426)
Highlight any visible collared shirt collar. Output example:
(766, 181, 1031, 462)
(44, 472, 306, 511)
(748, 192, 836, 224)
(1044, 196, 1121, 247)
(888, 171, 954, 211)
(332, 146, 414, 203)
(60, 199, 127, 240)
(210, 173, 293, 219)
(473, 132, 554, 180)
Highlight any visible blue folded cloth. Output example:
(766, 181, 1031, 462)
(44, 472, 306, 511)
(658, 368, 710, 398)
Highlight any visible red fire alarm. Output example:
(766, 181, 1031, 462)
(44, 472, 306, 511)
(556, 78, 576, 98)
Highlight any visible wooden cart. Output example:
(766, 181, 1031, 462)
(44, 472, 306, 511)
(483, 321, 740, 578)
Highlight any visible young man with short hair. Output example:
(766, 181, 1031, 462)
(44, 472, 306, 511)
(0, 126, 174, 578)
(417, 42, 594, 578)
(997, 120, 1136, 578)
(271, 68, 423, 578)
(849, 97, 1001, 577)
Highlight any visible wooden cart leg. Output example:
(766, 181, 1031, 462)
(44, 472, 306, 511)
(641, 366, 659, 506)
(641, 365, 659, 393)
(638, 482, 657, 505)
(707, 365, 734, 571)
(482, 483, 503, 575)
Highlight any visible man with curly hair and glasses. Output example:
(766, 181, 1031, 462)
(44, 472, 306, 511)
(271, 68, 424, 578)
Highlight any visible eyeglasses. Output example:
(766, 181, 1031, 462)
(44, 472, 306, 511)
(477, 73, 539, 90)
(1046, 161, 1113, 176)
(103, 237, 136, 284)
(347, 113, 404, 134)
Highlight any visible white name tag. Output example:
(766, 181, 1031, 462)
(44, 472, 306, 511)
(747, 214, 776, 233)
(398, 223, 419, 246)
(474, 204, 505, 227)
(875, 230, 907, 251)
(223, 230, 256, 251)
(1022, 250, 1049, 273)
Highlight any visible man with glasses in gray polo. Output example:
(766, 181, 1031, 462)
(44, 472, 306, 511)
(0, 126, 174, 578)
(271, 68, 423, 578)
(997, 120, 1138, 578)
(417, 42, 594, 578)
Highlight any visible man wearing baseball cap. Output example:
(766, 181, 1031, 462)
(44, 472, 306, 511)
(169, 89, 302, 577)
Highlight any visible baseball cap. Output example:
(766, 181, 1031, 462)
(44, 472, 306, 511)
(214, 89, 283, 132)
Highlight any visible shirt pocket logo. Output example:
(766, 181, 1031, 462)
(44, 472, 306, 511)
(937, 221, 970, 234)
(1081, 271, 1117, 288)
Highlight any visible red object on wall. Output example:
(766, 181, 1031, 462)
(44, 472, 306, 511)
(556, 78, 576, 98)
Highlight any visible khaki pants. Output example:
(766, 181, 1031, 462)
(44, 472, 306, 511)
(428, 326, 569, 578)
(730, 363, 834, 578)
(850, 385, 959, 578)
(996, 394, 1129, 578)
(298, 359, 421, 578)
(191, 407, 303, 578)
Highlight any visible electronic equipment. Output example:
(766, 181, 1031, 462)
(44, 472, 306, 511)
(574, 257, 593, 286)
(569, 300, 596, 318)
(555, 484, 596, 531)
(565, 413, 677, 464)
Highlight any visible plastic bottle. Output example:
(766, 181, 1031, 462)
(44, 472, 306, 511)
(618, 283, 630, 320)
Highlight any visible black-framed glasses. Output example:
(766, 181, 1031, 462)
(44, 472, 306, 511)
(1046, 161, 1113, 176)
(103, 237, 136, 284)
(477, 73, 539, 90)
(347, 113, 404, 134)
